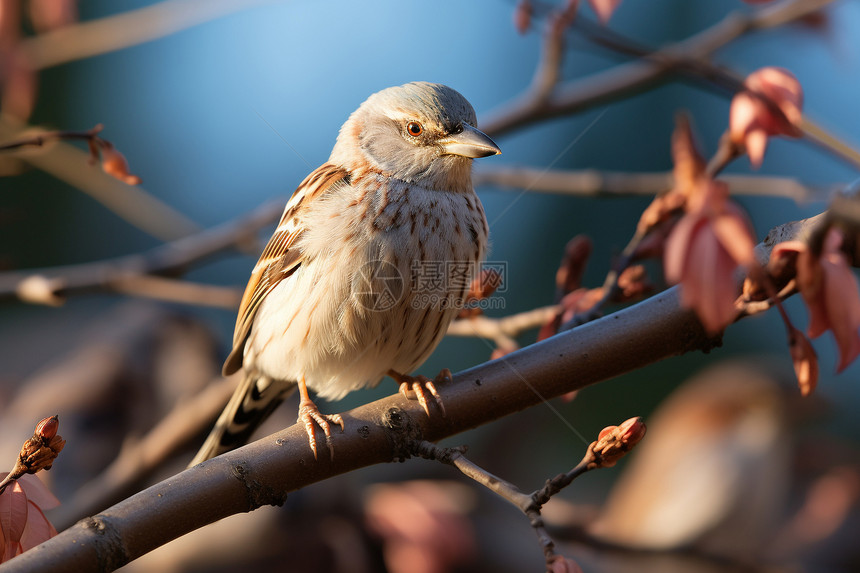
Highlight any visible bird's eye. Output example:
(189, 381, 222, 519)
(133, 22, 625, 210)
(406, 122, 423, 137)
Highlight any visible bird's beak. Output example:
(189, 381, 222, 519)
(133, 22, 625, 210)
(439, 124, 501, 158)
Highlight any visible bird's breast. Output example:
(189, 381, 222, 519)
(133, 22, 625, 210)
(250, 175, 488, 399)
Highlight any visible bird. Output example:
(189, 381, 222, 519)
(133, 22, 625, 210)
(191, 82, 500, 465)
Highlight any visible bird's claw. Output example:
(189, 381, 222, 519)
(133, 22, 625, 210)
(298, 400, 344, 460)
(397, 368, 451, 416)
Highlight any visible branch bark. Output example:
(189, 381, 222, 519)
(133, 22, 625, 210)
(0, 209, 834, 571)
(0, 286, 714, 572)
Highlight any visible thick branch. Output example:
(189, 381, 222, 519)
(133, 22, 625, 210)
(49, 376, 238, 531)
(1, 286, 713, 572)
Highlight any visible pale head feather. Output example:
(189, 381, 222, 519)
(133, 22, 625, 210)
(329, 82, 478, 192)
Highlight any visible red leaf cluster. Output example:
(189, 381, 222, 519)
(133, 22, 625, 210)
(772, 229, 860, 375)
(662, 118, 757, 334)
(730, 67, 804, 167)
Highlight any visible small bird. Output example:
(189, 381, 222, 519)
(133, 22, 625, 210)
(191, 82, 500, 464)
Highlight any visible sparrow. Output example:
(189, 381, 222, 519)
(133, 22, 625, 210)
(191, 82, 500, 465)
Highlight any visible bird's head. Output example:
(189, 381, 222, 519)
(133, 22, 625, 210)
(330, 82, 500, 191)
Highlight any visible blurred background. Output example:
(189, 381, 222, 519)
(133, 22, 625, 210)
(2, 0, 860, 571)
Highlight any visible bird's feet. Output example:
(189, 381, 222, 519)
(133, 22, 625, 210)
(298, 397, 344, 460)
(389, 368, 451, 416)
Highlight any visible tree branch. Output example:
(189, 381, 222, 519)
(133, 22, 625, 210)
(474, 166, 828, 202)
(483, 0, 825, 136)
(0, 285, 715, 572)
(0, 211, 828, 571)
(0, 198, 281, 305)
(481, 0, 860, 170)
(0, 120, 200, 241)
(49, 375, 239, 531)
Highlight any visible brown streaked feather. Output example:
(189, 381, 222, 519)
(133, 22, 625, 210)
(223, 163, 351, 375)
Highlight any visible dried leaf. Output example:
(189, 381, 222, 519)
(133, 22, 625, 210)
(789, 327, 819, 396)
(671, 114, 705, 196)
(556, 236, 592, 296)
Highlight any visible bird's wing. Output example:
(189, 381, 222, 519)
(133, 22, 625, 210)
(222, 163, 351, 375)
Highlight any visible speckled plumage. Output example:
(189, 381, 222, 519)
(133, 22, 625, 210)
(192, 82, 498, 464)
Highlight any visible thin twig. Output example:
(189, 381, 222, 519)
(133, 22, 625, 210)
(0, 127, 102, 152)
(109, 276, 240, 309)
(411, 417, 645, 566)
(474, 166, 827, 203)
(484, 0, 821, 135)
(446, 306, 559, 348)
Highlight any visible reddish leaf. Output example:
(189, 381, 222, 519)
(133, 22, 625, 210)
(0, 481, 29, 562)
(818, 237, 860, 372)
(730, 67, 803, 168)
(664, 178, 756, 334)
(711, 203, 757, 268)
(16, 475, 59, 511)
(556, 236, 592, 296)
(663, 211, 704, 285)
(772, 231, 860, 373)
(746, 67, 803, 128)
(19, 501, 57, 552)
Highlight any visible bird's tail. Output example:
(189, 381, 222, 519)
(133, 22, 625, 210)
(189, 373, 293, 467)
